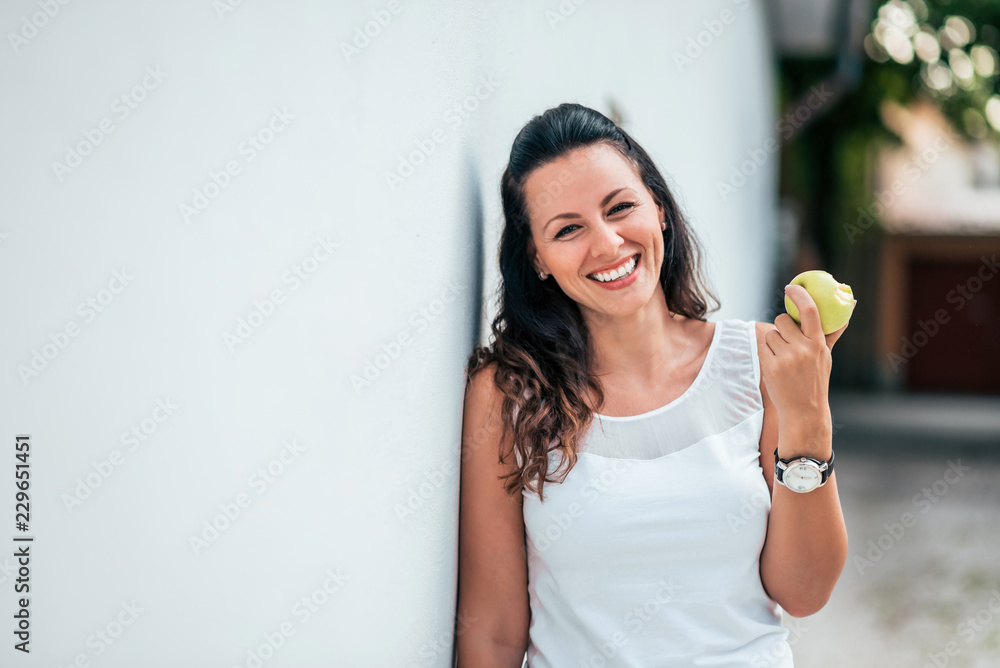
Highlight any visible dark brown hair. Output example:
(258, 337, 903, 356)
(466, 103, 719, 501)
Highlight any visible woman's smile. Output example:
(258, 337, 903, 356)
(586, 252, 641, 288)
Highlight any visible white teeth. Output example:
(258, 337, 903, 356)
(589, 255, 637, 283)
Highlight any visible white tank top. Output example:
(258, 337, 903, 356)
(520, 318, 793, 667)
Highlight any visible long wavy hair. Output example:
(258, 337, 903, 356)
(466, 103, 719, 502)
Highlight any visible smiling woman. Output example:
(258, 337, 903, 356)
(474, 104, 717, 500)
(456, 103, 849, 667)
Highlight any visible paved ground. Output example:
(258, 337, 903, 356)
(788, 392, 1000, 668)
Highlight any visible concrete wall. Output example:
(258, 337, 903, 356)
(0, 1, 775, 665)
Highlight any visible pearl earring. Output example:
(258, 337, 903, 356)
(661, 220, 667, 230)
(538, 271, 547, 280)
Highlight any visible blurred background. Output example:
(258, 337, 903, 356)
(754, 0, 1000, 665)
(1, 0, 998, 667)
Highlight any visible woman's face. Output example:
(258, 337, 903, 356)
(524, 142, 666, 321)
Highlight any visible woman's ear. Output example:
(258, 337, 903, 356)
(527, 238, 546, 276)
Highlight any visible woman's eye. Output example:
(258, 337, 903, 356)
(554, 203, 635, 238)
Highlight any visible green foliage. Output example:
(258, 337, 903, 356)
(777, 0, 1000, 263)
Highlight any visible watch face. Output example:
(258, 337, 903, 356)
(784, 461, 821, 492)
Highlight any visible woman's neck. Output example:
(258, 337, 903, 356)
(584, 292, 691, 384)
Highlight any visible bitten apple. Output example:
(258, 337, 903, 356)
(784, 270, 855, 335)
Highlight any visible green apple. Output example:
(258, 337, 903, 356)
(784, 270, 855, 335)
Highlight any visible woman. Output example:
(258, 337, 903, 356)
(457, 103, 851, 667)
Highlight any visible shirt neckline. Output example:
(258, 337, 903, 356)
(591, 319, 723, 422)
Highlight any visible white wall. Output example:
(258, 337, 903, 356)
(0, 1, 775, 666)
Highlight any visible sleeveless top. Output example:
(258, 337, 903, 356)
(520, 318, 793, 667)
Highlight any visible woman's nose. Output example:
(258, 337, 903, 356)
(590, 218, 624, 257)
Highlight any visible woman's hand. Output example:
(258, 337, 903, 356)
(759, 284, 856, 428)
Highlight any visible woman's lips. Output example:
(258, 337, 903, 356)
(587, 253, 641, 289)
(587, 253, 638, 277)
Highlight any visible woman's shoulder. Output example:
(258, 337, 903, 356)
(465, 360, 503, 404)
(750, 320, 780, 352)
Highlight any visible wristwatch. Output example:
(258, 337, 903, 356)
(774, 448, 835, 493)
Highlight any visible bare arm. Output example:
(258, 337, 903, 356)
(456, 364, 531, 666)
(755, 320, 849, 618)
